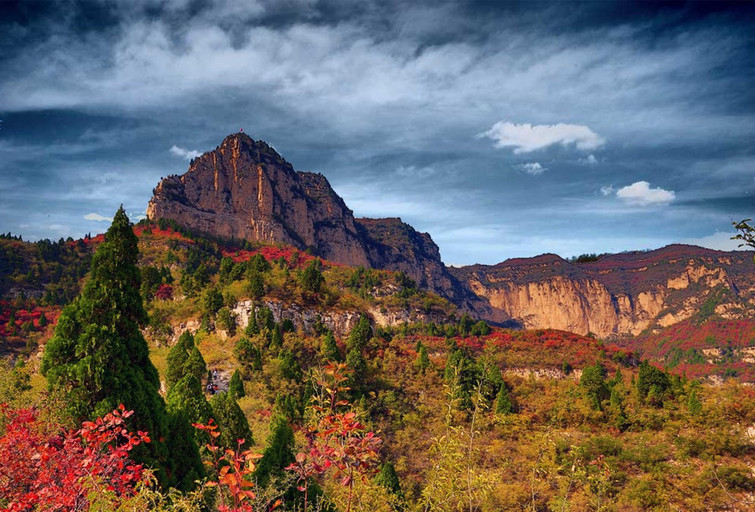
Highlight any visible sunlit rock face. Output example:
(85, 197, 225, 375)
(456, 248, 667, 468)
(451, 246, 755, 337)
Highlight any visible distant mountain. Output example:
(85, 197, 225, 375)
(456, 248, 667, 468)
(450, 245, 755, 338)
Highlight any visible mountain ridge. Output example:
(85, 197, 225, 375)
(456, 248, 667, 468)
(147, 132, 755, 336)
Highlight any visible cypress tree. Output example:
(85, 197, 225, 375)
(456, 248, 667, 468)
(320, 330, 341, 362)
(185, 346, 207, 384)
(165, 338, 191, 391)
(271, 323, 283, 350)
(41, 206, 199, 487)
(495, 383, 514, 415)
(254, 409, 295, 488)
(415, 344, 430, 373)
(228, 369, 245, 399)
(248, 271, 265, 299)
(347, 314, 372, 352)
(210, 391, 253, 450)
(166, 374, 213, 427)
(375, 461, 404, 501)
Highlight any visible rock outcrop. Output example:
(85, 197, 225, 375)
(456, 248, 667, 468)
(451, 245, 755, 338)
(148, 134, 369, 267)
(148, 133, 486, 314)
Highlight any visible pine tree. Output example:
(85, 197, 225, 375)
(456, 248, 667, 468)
(347, 314, 372, 352)
(271, 323, 284, 350)
(415, 344, 430, 373)
(279, 349, 302, 381)
(299, 259, 324, 293)
(495, 383, 514, 415)
(248, 271, 265, 299)
(210, 391, 253, 450)
(40, 206, 200, 487)
(688, 387, 702, 415)
(166, 374, 213, 426)
(320, 330, 341, 362)
(38, 311, 47, 327)
(346, 348, 367, 392)
(254, 408, 295, 488)
(165, 334, 192, 390)
(228, 369, 245, 399)
(376, 461, 404, 500)
(184, 346, 207, 384)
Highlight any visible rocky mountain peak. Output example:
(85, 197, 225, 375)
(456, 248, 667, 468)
(146, 133, 483, 311)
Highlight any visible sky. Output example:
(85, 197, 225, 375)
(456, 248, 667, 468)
(0, 0, 753, 266)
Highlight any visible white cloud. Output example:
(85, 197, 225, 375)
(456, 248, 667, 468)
(170, 145, 202, 160)
(600, 185, 614, 196)
(520, 162, 546, 175)
(480, 122, 605, 153)
(580, 154, 598, 165)
(84, 213, 112, 222)
(615, 181, 675, 206)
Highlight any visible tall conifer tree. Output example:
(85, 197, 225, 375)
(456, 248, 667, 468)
(41, 206, 201, 487)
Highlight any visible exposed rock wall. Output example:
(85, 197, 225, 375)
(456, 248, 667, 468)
(147, 133, 483, 311)
(453, 247, 755, 338)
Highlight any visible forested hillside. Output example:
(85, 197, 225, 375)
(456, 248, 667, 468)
(2, 212, 754, 511)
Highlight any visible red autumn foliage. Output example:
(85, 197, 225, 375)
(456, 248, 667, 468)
(0, 302, 61, 338)
(133, 225, 195, 244)
(0, 403, 150, 511)
(192, 419, 276, 512)
(287, 363, 382, 512)
(154, 284, 174, 300)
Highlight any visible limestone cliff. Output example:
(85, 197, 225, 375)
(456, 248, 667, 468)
(148, 134, 370, 267)
(147, 133, 482, 310)
(451, 246, 755, 338)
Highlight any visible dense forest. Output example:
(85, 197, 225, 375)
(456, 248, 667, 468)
(1, 211, 754, 511)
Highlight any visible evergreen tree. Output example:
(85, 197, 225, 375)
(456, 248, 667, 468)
(201, 286, 223, 317)
(688, 387, 702, 415)
(248, 253, 271, 274)
(165, 334, 192, 390)
(415, 344, 430, 373)
(271, 323, 284, 350)
(580, 363, 609, 410)
(299, 259, 324, 293)
(248, 271, 265, 299)
(347, 314, 372, 352)
(376, 460, 404, 501)
(166, 374, 213, 434)
(210, 391, 253, 450)
(41, 206, 200, 487)
(254, 409, 295, 488)
(279, 349, 302, 381)
(320, 330, 341, 362)
(637, 361, 671, 405)
(216, 306, 237, 335)
(346, 348, 367, 392)
(244, 314, 260, 336)
(495, 383, 514, 415)
(166, 411, 206, 491)
(228, 369, 245, 399)
(184, 346, 207, 384)
(38, 311, 47, 327)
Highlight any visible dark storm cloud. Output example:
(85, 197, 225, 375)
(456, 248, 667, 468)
(0, 0, 753, 264)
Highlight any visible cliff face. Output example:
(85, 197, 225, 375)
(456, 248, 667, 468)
(148, 134, 370, 267)
(451, 246, 755, 337)
(147, 133, 478, 308)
